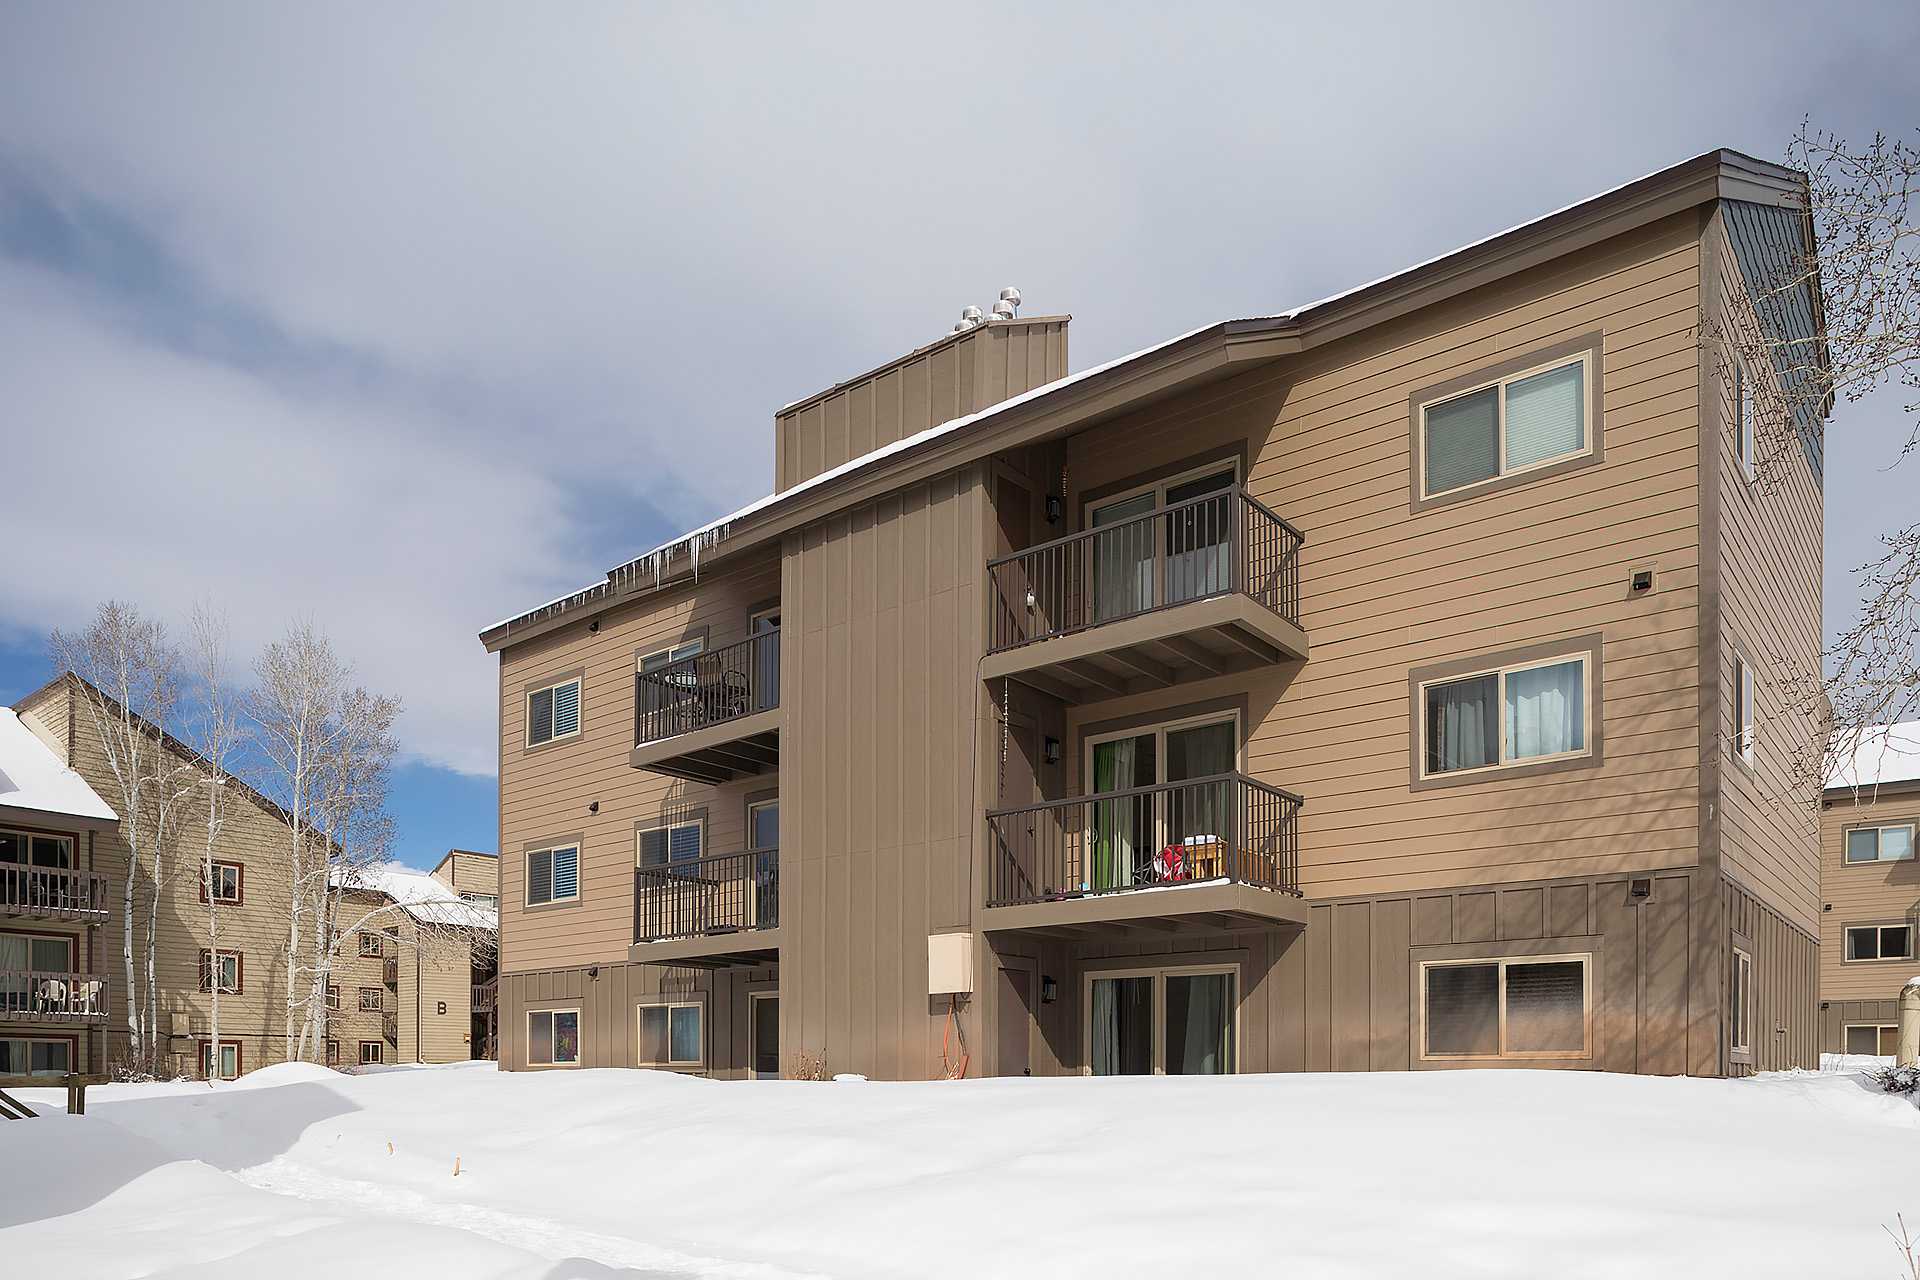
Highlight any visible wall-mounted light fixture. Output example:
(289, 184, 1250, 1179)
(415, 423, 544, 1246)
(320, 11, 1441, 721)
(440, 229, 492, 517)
(1043, 736, 1062, 765)
(1629, 878, 1652, 901)
(1040, 975, 1058, 1004)
(588, 801, 600, 815)
(1044, 495, 1064, 525)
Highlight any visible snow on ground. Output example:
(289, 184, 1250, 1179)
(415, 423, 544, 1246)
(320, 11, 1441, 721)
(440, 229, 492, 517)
(4, 1061, 1918, 1278)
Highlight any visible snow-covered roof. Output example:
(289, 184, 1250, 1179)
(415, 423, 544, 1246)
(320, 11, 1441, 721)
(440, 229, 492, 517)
(334, 863, 498, 931)
(1827, 722, 1920, 791)
(486, 147, 1796, 642)
(0, 706, 118, 823)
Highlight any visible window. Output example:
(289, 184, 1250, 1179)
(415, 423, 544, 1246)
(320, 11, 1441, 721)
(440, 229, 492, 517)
(528, 1009, 580, 1067)
(0, 1036, 72, 1077)
(0, 931, 75, 976)
(638, 638, 705, 676)
(198, 950, 242, 995)
(201, 861, 243, 905)
(199, 1039, 240, 1080)
(358, 931, 385, 958)
(326, 1039, 340, 1065)
(1085, 965, 1237, 1076)
(1419, 352, 1590, 499)
(637, 1001, 703, 1068)
(1734, 358, 1757, 479)
(1846, 1024, 1900, 1057)
(1730, 945, 1753, 1057)
(359, 986, 385, 1011)
(326, 984, 340, 1010)
(0, 830, 73, 867)
(1846, 824, 1917, 865)
(638, 819, 704, 869)
(1421, 954, 1591, 1060)
(1732, 656, 1756, 765)
(526, 675, 582, 747)
(1845, 924, 1914, 963)
(359, 1041, 383, 1065)
(1421, 655, 1589, 777)
(526, 845, 580, 906)
(459, 891, 499, 908)
(1085, 713, 1239, 890)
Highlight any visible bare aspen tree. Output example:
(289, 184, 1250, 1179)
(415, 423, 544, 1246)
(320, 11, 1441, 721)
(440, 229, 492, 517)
(189, 605, 236, 1083)
(1700, 124, 1920, 796)
(50, 603, 196, 1072)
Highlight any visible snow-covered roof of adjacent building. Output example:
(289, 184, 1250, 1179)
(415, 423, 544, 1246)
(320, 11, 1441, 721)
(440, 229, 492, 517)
(0, 706, 118, 824)
(334, 862, 498, 931)
(1826, 721, 1920, 791)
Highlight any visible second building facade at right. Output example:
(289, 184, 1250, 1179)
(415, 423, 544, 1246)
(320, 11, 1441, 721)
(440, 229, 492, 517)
(482, 147, 1826, 1081)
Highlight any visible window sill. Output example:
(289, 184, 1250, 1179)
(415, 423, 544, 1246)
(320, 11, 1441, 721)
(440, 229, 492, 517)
(522, 732, 583, 757)
(522, 897, 582, 912)
(1410, 750, 1600, 792)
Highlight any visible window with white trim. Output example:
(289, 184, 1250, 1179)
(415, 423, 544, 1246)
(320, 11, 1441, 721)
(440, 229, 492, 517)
(1846, 1023, 1900, 1057)
(1421, 654, 1590, 777)
(1421, 954, 1592, 1060)
(1844, 924, 1914, 963)
(637, 1000, 703, 1068)
(1734, 357, 1757, 479)
(637, 818, 704, 869)
(526, 844, 580, 906)
(1729, 944, 1753, 1057)
(526, 676, 582, 747)
(0, 829, 73, 867)
(0, 1036, 72, 1076)
(1845, 823, 1916, 865)
(1732, 656, 1756, 765)
(528, 1009, 580, 1066)
(358, 986, 384, 1012)
(326, 1038, 340, 1065)
(358, 931, 385, 958)
(200, 1039, 240, 1080)
(638, 638, 705, 676)
(203, 860, 242, 904)
(359, 1040, 383, 1065)
(1419, 352, 1590, 498)
(459, 891, 499, 908)
(326, 984, 340, 1010)
(199, 949, 241, 994)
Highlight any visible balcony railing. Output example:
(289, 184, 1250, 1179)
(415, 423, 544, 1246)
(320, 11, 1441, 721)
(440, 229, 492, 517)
(0, 865, 111, 921)
(382, 1012, 398, 1044)
(0, 970, 108, 1021)
(987, 486, 1302, 654)
(634, 849, 779, 943)
(382, 956, 399, 987)
(634, 630, 780, 746)
(472, 979, 497, 1013)
(986, 773, 1302, 908)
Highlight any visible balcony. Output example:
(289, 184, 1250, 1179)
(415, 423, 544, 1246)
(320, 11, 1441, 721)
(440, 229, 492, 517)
(630, 848, 779, 968)
(472, 979, 497, 1013)
(630, 630, 781, 784)
(983, 486, 1306, 701)
(382, 956, 399, 987)
(382, 1011, 398, 1044)
(983, 773, 1307, 937)
(0, 970, 108, 1022)
(0, 865, 110, 923)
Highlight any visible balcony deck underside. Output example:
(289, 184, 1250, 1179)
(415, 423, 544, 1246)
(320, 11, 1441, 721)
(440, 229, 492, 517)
(628, 927, 780, 969)
(629, 709, 781, 784)
(981, 594, 1307, 702)
(980, 880, 1309, 940)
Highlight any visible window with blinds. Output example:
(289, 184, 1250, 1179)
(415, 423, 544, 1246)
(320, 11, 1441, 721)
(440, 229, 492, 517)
(638, 820, 703, 868)
(1422, 954, 1590, 1060)
(1420, 352, 1590, 499)
(527, 845, 580, 905)
(526, 676, 582, 747)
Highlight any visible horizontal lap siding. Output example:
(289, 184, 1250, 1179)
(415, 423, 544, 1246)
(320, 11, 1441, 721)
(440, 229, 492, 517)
(1818, 789, 1920, 1002)
(1706, 211, 1824, 937)
(497, 556, 782, 976)
(1057, 213, 1707, 899)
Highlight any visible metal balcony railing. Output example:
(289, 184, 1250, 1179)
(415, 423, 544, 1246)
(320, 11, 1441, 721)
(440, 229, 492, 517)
(986, 773, 1302, 908)
(987, 486, 1302, 653)
(634, 630, 780, 746)
(633, 849, 779, 943)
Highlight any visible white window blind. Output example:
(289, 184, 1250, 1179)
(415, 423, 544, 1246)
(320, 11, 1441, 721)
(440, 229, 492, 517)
(528, 846, 579, 904)
(1502, 362, 1585, 469)
(1423, 386, 1499, 495)
(639, 822, 703, 867)
(1421, 353, 1590, 498)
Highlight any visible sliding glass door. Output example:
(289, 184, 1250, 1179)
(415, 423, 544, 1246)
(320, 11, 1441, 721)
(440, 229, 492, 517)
(1087, 966, 1237, 1075)
(1087, 463, 1237, 623)
(1086, 714, 1238, 889)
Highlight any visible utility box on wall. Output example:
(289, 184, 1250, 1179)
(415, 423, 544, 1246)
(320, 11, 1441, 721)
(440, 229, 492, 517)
(928, 932, 974, 995)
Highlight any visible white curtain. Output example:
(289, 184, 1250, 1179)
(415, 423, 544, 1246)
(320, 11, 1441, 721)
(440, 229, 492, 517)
(1505, 661, 1584, 760)
(1091, 494, 1155, 621)
(1090, 979, 1117, 1075)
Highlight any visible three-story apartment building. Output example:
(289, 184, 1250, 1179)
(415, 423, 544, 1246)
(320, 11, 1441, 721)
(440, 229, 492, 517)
(1819, 723, 1920, 1056)
(483, 148, 1825, 1080)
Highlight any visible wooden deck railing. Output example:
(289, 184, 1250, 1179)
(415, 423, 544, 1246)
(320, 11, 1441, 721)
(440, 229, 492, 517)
(987, 486, 1303, 654)
(986, 773, 1302, 908)
(0, 866, 111, 920)
(472, 979, 497, 1013)
(0, 970, 109, 1021)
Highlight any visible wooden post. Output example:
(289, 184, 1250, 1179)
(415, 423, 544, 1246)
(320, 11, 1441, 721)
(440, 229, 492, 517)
(1900, 978, 1920, 1068)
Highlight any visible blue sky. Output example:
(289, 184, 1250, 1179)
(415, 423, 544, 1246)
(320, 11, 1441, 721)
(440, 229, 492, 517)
(0, 3, 1915, 871)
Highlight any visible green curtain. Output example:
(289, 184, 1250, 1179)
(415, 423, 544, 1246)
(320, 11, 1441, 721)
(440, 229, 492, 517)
(1091, 739, 1137, 890)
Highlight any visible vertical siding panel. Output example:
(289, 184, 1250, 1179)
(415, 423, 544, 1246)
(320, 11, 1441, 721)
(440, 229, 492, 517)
(1304, 903, 1332, 1071)
(1498, 887, 1545, 940)
(1370, 898, 1412, 1069)
(1331, 902, 1371, 1070)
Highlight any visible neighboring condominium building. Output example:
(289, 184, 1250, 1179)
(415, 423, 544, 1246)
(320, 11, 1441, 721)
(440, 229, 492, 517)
(1820, 723, 1920, 1057)
(482, 148, 1825, 1080)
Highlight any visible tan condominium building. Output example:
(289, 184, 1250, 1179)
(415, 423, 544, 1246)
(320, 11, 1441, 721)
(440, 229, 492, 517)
(481, 148, 1825, 1081)
(10, 674, 302, 1079)
(1819, 724, 1920, 1057)
(324, 856, 498, 1070)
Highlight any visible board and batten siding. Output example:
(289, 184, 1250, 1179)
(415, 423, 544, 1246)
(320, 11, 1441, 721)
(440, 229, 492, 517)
(1818, 786, 1920, 1004)
(1704, 207, 1825, 938)
(496, 554, 782, 974)
(1049, 211, 1708, 898)
(775, 318, 1067, 492)
(779, 470, 994, 1080)
(499, 961, 772, 1078)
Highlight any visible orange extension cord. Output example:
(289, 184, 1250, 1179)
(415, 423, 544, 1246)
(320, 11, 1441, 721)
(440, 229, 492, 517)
(941, 994, 970, 1079)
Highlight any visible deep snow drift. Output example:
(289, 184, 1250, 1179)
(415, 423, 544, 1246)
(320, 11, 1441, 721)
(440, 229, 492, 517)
(4, 1061, 1917, 1278)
